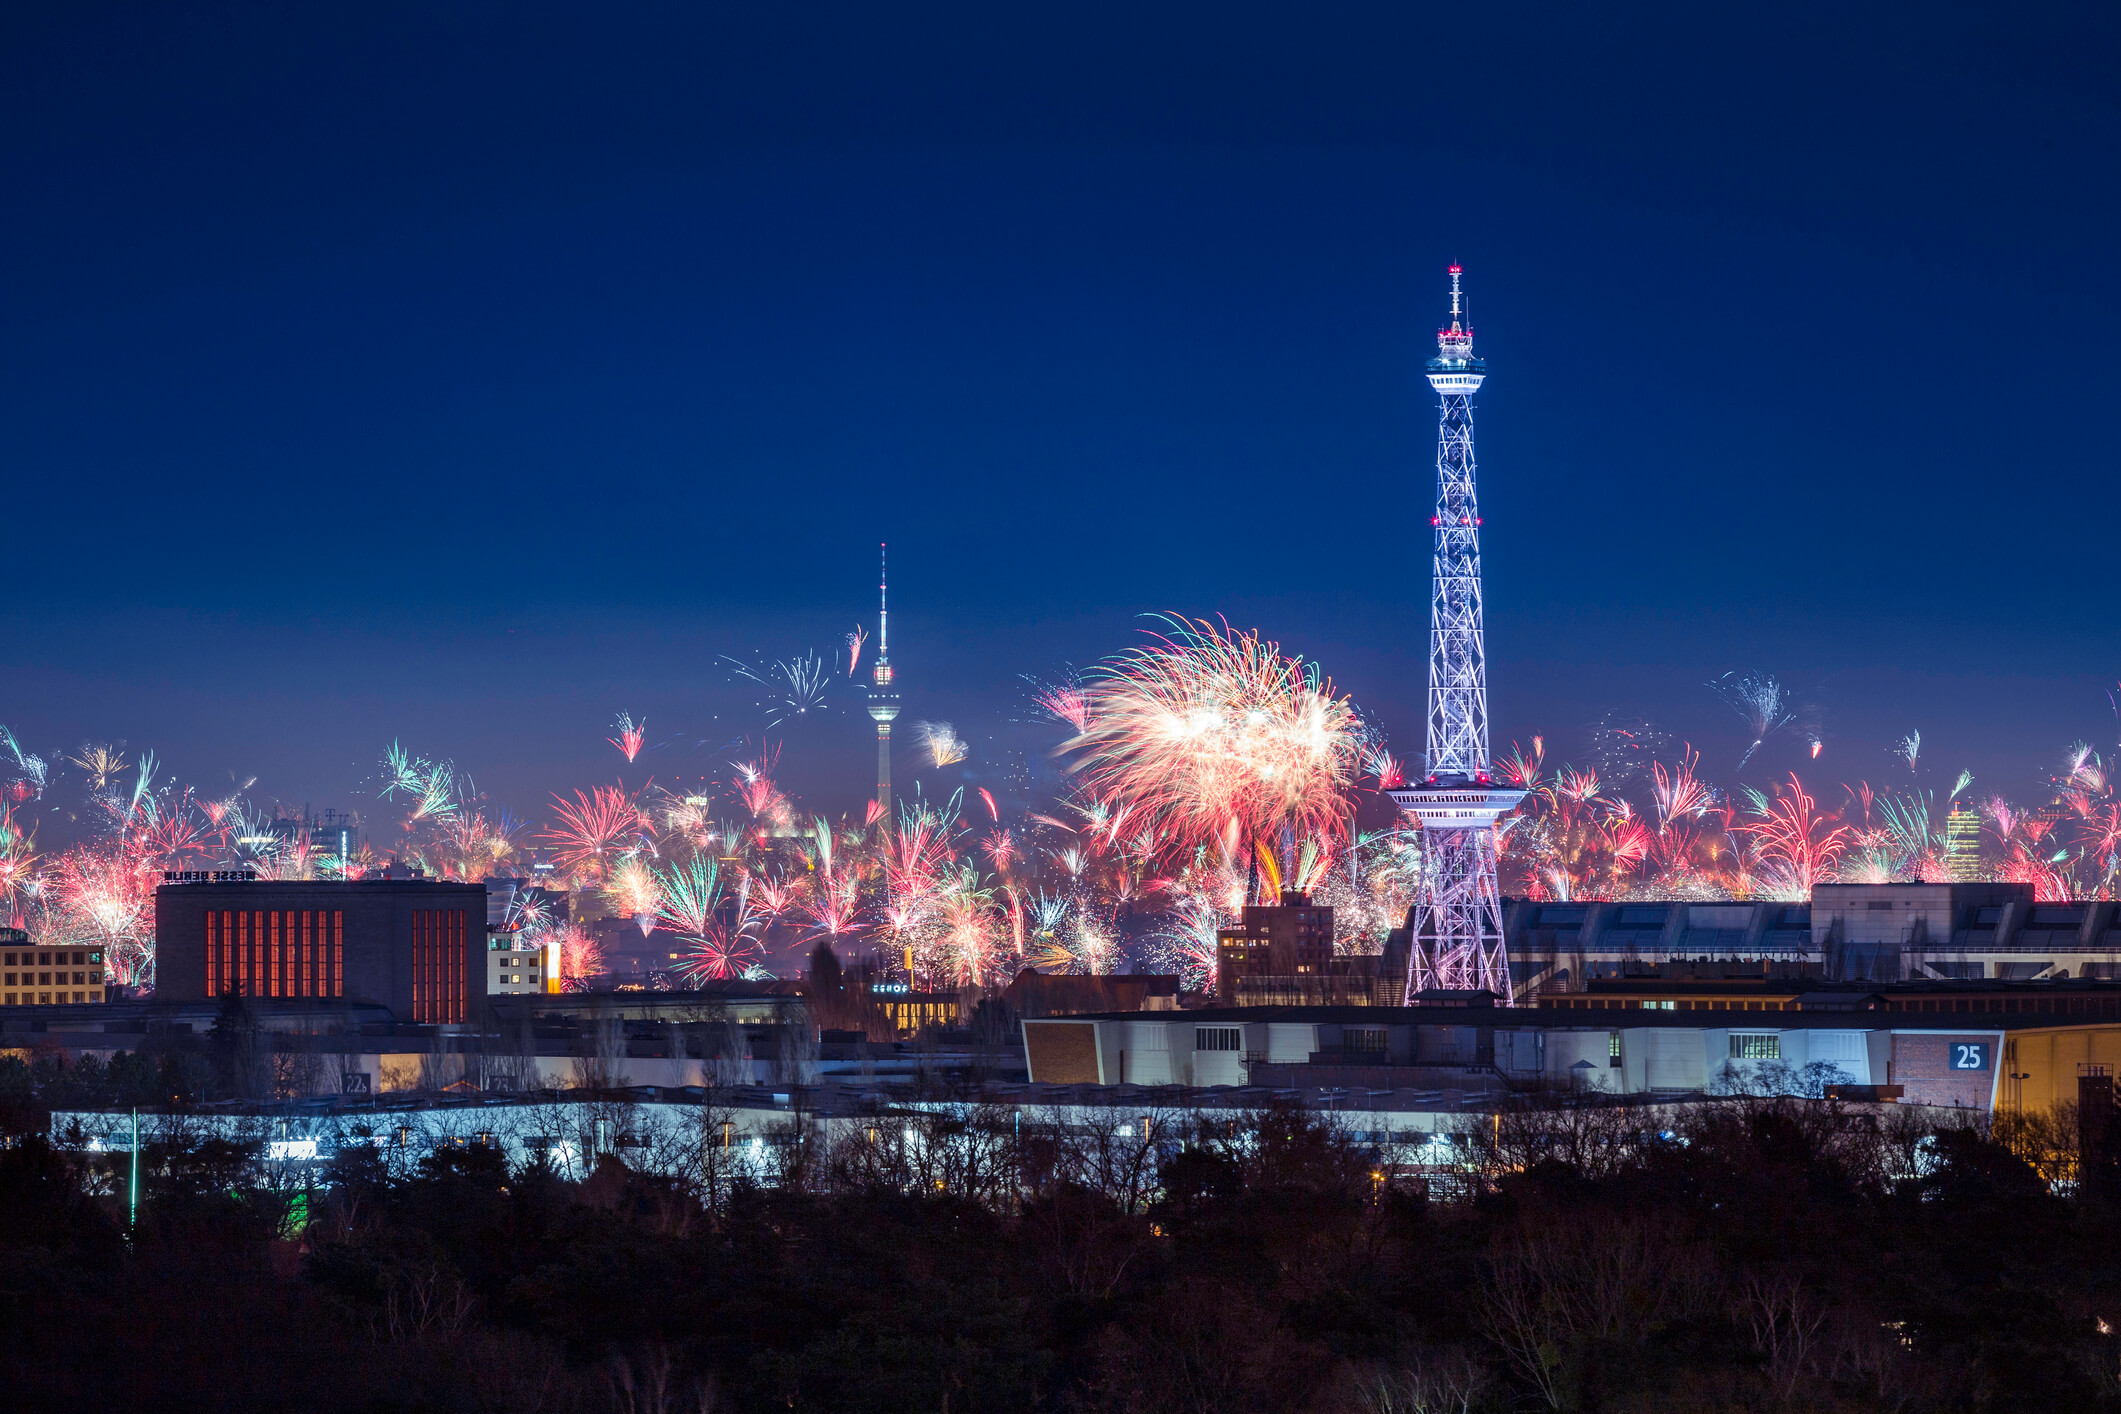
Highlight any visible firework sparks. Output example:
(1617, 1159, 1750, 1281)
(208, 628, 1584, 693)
(724, 651, 833, 726)
(540, 785, 640, 885)
(1030, 676, 1093, 733)
(654, 855, 727, 936)
(1059, 617, 1365, 865)
(917, 721, 969, 768)
(607, 711, 647, 763)
(1736, 773, 1851, 898)
(729, 750, 793, 829)
(0, 726, 50, 801)
(68, 743, 129, 792)
(1589, 714, 1671, 791)
(845, 624, 869, 677)
(980, 828, 1019, 871)
(1711, 672, 1795, 771)
(605, 857, 663, 932)
(380, 742, 458, 823)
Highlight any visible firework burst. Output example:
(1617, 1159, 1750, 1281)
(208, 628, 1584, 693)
(1712, 672, 1795, 771)
(916, 720, 969, 768)
(1059, 617, 1365, 865)
(540, 785, 640, 885)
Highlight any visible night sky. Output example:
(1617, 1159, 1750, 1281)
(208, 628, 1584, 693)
(3, 2, 2116, 834)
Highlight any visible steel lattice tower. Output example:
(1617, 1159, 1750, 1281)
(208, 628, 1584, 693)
(1390, 265, 1524, 1004)
(866, 543, 900, 824)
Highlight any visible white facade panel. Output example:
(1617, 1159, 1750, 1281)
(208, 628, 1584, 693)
(1267, 1023, 1320, 1064)
(1640, 1028, 1707, 1091)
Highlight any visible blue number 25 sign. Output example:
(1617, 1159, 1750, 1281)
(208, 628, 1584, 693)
(1949, 1042, 1990, 1072)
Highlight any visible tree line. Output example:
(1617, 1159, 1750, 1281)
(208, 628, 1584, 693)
(3, 1042, 2121, 1414)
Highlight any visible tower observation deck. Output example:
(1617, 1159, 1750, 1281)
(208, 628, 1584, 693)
(1390, 265, 1524, 1003)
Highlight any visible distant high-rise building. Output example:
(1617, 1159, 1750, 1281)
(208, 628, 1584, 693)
(1946, 805, 1981, 882)
(264, 808, 359, 867)
(866, 543, 900, 824)
(1216, 890, 1336, 999)
(1390, 265, 1524, 1003)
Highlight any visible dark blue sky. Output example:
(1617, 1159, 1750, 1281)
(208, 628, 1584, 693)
(3, 1, 2116, 828)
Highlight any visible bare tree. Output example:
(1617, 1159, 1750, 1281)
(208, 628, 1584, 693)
(1991, 1099, 2080, 1189)
(1740, 1273, 1831, 1407)
(378, 1262, 476, 1345)
(1480, 1212, 1720, 1411)
(416, 1026, 457, 1092)
(776, 1020, 819, 1087)
(1464, 1096, 1645, 1185)
(571, 1009, 629, 1091)
(1345, 1349, 1489, 1414)
(607, 1341, 718, 1414)
(711, 1017, 752, 1089)
(270, 1045, 324, 1100)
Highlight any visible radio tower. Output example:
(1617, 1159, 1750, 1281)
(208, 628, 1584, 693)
(1391, 265, 1524, 1004)
(866, 543, 900, 825)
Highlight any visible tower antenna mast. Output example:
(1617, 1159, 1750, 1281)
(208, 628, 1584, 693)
(1391, 264, 1523, 1003)
(866, 543, 900, 826)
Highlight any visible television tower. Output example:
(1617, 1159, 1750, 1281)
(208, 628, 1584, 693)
(1391, 265, 1524, 1003)
(866, 543, 899, 825)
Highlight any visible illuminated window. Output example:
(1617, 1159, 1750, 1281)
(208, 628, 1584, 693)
(1730, 1033, 1781, 1060)
(1196, 1027, 1241, 1052)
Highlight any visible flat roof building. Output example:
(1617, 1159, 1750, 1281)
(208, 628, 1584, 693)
(1021, 997, 2076, 1112)
(155, 878, 488, 1025)
(2, 933, 107, 1007)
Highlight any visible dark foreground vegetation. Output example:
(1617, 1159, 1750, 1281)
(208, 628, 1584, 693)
(2, 1074, 2118, 1414)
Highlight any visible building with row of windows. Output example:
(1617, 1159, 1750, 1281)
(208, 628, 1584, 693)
(1021, 987, 2121, 1115)
(1, 927, 105, 1006)
(155, 878, 489, 1023)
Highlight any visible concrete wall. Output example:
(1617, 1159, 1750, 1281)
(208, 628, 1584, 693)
(1265, 1023, 1319, 1064)
(1543, 1028, 1617, 1091)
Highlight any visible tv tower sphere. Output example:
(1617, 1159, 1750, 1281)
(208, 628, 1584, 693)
(1390, 264, 1524, 1003)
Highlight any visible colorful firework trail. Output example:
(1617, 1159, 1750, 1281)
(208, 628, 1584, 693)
(607, 712, 647, 763)
(1712, 671, 1796, 771)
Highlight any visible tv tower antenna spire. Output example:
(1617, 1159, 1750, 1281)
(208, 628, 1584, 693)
(866, 543, 900, 824)
(1391, 264, 1523, 1004)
